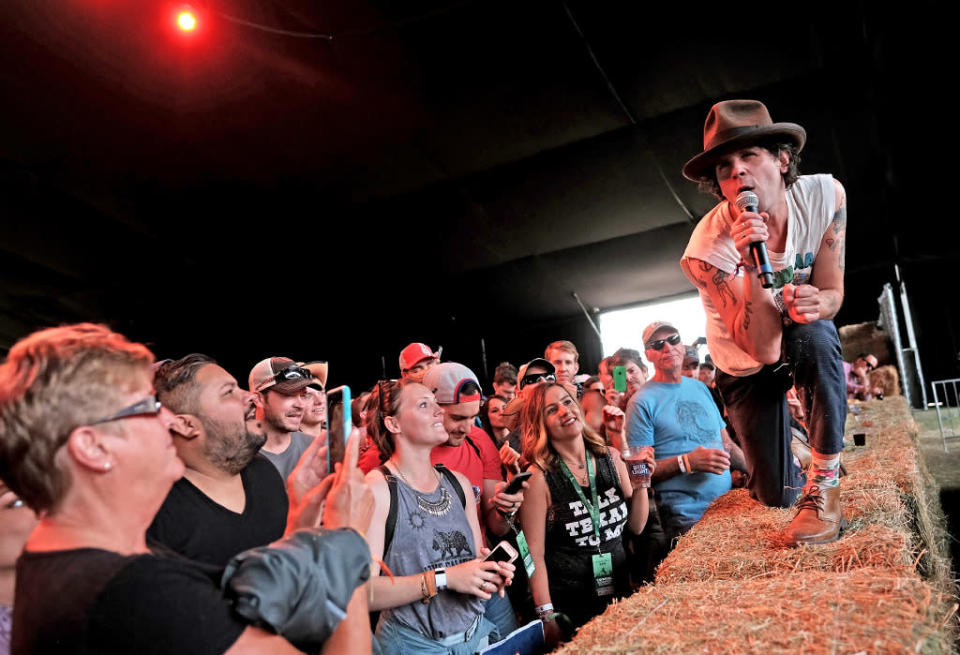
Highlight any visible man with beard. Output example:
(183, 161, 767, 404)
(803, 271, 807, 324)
(249, 357, 316, 480)
(148, 354, 288, 566)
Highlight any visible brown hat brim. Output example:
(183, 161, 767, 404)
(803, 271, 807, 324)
(682, 123, 806, 182)
(270, 378, 313, 395)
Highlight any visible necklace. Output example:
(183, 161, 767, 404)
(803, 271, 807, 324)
(390, 459, 452, 518)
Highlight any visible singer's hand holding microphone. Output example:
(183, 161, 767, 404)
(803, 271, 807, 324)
(733, 191, 774, 288)
(731, 190, 822, 324)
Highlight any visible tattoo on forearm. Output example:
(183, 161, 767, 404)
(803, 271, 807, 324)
(742, 301, 752, 331)
(712, 268, 737, 308)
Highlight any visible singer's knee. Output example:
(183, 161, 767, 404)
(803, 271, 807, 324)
(787, 320, 841, 363)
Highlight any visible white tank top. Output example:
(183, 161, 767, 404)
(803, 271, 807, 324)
(682, 174, 838, 376)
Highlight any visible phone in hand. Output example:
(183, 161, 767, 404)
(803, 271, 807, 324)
(613, 365, 628, 393)
(503, 471, 532, 495)
(325, 385, 351, 472)
(484, 540, 519, 564)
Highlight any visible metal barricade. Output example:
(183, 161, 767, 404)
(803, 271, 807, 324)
(931, 378, 960, 452)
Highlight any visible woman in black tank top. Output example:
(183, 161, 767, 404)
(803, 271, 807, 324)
(363, 380, 515, 655)
(517, 383, 655, 648)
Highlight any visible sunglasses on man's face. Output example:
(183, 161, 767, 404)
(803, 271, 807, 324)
(90, 395, 163, 425)
(646, 333, 682, 351)
(520, 373, 556, 389)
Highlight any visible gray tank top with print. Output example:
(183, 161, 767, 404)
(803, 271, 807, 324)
(380, 469, 484, 640)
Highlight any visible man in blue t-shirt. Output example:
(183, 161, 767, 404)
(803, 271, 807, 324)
(626, 322, 746, 546)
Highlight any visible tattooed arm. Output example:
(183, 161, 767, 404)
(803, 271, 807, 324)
(681, 257, 784, 364)
(805, 178, 846, 320)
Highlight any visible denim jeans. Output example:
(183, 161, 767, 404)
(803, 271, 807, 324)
(716, 320, 847, 508)
(376, 614, 495, 655)
(483, 589, 517, 642)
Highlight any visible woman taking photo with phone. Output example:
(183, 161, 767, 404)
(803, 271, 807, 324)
(364, 379, 515, 655)
(517, 382, 654, 647)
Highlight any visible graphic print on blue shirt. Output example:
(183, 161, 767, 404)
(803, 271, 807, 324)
(675, 400, 719, 443)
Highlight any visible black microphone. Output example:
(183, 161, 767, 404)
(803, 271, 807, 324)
(735, 191, 774, 289)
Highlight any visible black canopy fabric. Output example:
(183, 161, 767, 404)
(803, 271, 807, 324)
(1, 0, 956, 387)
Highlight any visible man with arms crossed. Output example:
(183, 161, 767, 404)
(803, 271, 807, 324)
(680, 99, 848, 545)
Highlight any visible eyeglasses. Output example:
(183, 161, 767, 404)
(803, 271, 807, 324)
(519, 373, 556, 390)
(256, 365, 313, 392)
(90, 395, 163, 425)
(646, 333, 682, 351)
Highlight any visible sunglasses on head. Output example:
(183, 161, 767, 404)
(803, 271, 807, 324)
(520, 372, 556, 389)
(257, 365, 313, 392)
(646, 333, 682, 351)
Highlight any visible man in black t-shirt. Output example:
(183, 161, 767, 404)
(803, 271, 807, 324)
(149, 354, 288, 565)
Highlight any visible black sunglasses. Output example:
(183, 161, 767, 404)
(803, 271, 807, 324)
(646, 333, 682, 351)
(257, 365, 313, 392)
(520, 372, 556, 390)
(90, 395, 163, 425)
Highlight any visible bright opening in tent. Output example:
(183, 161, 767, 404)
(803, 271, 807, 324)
(598, 294, 709, 361)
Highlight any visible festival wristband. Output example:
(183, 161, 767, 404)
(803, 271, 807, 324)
(535, 603, 554, 617)
(434, 568, 447, 591)
(683, 453, 692, 473)
(677, 455, 686, 474)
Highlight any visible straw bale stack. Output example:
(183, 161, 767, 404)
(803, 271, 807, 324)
(557, 395, 957, 653)
(839, 321, 892, 363)
(555, 569, 955, 655)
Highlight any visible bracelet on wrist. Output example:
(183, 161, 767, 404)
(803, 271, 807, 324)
(683, 453, 692, 473)
(434, 568, 447, 591)
(421, 571, 438, 604)
(677, 455, 686, 474)
(535, 602, 554, 617)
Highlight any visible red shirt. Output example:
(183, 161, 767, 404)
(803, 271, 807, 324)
(431, 426, 504, 534)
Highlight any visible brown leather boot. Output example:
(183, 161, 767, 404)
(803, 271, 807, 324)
(784, 484, 847, 546)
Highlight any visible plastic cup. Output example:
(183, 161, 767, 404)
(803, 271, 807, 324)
(624, 447, 651, 488)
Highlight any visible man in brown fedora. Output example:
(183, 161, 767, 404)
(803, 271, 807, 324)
(679, 99, 848, 546)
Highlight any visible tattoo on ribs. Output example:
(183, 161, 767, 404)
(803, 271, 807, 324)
(712, 268, 737, 308)
(742, 301, 752, 331)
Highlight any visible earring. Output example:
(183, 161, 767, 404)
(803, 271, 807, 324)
(103, 461, 112, 471)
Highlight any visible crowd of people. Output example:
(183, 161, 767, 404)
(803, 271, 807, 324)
(0, 99, 856, 654)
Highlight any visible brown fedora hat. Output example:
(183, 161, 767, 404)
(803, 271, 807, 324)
(682, 99, 806, 182)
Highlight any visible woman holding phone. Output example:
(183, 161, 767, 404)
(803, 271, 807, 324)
(517, 382, 655, 647)
(364, 379, 515, 655)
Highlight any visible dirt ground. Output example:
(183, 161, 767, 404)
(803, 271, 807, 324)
(913, 407, 960, 488)
(912, 407, 960, 583)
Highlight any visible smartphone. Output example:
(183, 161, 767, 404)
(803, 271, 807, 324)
(503, 471, 532, 495)
(325, 385, 352, 471)
(484, 540, 519, 564)
(613, 365, 627, 393)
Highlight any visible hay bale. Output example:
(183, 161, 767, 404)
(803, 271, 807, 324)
(654, 490, 914, 584)
(839, 321, 892, 364)
(558, 393, 958, 654)
(870, 364, 901, 397)
(557, 569, 955, 655)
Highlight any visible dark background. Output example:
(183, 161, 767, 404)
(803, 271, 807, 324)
(1, 0, 956, 393)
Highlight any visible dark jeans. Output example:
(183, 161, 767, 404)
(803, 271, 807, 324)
(716, 320, 847, 508)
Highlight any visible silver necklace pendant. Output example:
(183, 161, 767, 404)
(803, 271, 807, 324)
(392, 460, 451, 517)
(417, 487, 452, 517)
